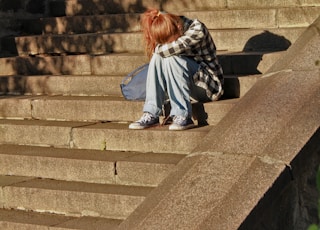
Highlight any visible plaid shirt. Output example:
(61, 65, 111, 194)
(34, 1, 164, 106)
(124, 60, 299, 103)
(155, 16, 224, 101)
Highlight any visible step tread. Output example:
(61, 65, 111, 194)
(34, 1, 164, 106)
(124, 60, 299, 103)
(47, 0, 320, 17)
(0, 175, 153, 195)
(0, 50, 284, 76)
(12, 26, 306, 39)
(0, 208, 122, 230)
(0, 119, 212, 153)
(0, 118, 209, 128)
(1, 175, 153, 219)
(22, 6, 320, 35)
(0, 94, 243, 101)
(3, 27, 304, 56)
(0, 95, 240, 124)
(0, 144, 185, 164)
(0, 144, 184, 186)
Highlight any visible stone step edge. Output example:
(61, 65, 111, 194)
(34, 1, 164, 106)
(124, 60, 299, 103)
(0, 175, 153, 219)
(0, 50, 284, 76)
(0, 119, 212, 153)
(1, 27, 303, 57)
(20, 6, 320, 34)
(0, 208, 123, 229)
(0, 175, 153, 196)
(0, 96, 240, 126)
(47, 0, 320, 17)
(0, 144, 185, 186)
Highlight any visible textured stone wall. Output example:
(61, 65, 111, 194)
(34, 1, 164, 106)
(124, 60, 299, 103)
(239, 130, 320, 230)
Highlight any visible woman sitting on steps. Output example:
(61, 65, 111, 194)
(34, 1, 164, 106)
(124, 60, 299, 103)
(129, 8, 224, 131)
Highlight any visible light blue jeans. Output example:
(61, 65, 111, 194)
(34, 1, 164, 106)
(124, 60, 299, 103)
(143, 53, 208, 118)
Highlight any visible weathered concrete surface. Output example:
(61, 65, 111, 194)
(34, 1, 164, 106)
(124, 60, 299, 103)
(1, 176, 152, 219)
(119, 16, 320, 230)
(25, 8, 320, 35)
(267, 16, 320, 73)
(0, 119, 210, 153)
(0, 208, 123, 229)
(0, 144, 183, 186)
(7, 28, 303, 55)
(0, 95, 238, 125)
(238, 130, 320, 230)
(118, 153, 286, 230)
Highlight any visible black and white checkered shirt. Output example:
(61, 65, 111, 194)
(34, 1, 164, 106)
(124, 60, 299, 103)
(155, 16, 224, 101)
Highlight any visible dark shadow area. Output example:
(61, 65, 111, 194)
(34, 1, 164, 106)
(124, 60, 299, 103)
(0, 76, 25, 95)
(239, 128, 320, 230)
(243, 30, 292, 52)
(0, 0, 153, 95)
(192, 102, 209, 126)
(219, 31, 292, 75)
(0, 0, 22, 12)
(219, 31, 292, 99)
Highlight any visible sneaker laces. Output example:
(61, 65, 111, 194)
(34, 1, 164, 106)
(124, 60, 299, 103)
(173, 116, 186, 125)
(138, 113, 154, 123)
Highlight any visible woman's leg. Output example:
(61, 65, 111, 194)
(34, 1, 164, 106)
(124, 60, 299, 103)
(143, 53, 168, 117)
(143, 53, 206, 117)
(130, 53, 205, 130)
(161, 55, 199, 118)
(129, 53, 167, 129)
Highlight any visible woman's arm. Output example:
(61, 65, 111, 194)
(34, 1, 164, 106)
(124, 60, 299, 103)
(155, 19, 204, 57)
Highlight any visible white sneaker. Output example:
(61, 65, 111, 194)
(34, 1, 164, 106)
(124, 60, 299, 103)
(129, 113, 159, 129)
(169, 116, 195, 131)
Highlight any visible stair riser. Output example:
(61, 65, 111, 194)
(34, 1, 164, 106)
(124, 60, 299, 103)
(0, 75, 123, 96)
(115, 161, 177, 187)
(0, 74, 260, 98)
(48, 0, 225, 16)
(4, 28, 304, 56)
(0, 97, 237, 125)
(48, 0, 320, 16)
(0, 154, 116, 184)
(0, 55, 148, 76)
(0, 122, 73, 148)
(0, 154, 174, 187)
(0, 222, 50, 230)
(31, 99, 143, 122)
(72, 125, 209, 154)
(23, 7, 320, 35)
(24, 14, 142, 35)
(2, 186, 144, 219)
(0, 121, 209, 153)
(0, 208, 123, 230)
(0, 50, 284, 78)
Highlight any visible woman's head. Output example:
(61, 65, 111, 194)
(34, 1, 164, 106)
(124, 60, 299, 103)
(141, 9, 182, 58)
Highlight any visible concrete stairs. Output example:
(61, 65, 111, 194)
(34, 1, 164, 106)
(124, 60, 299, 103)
(0, 0, 319, 229)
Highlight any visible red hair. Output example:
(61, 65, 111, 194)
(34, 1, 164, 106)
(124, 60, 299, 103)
(140, 9, 182, 59)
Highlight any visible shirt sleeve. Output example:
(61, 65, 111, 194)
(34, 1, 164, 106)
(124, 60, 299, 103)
(155, 18, 204, 57)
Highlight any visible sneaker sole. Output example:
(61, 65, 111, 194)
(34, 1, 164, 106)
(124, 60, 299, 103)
(129, 123, 160, 130)
(169, 123, 195, 131)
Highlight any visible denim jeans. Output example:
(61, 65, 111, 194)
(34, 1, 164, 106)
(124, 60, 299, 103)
(143, 53, 209, 118)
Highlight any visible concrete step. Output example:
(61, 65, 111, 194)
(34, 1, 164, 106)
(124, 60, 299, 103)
(0, 119, 211, 153)
(0, 208, 122, 230)
(0, 144, 184, 186)
(0, 51, 283, 77)
(24, 13, 142, 35)
(0, 53, 148, 76)
(0, 175, 152, 219)
(47, 0, 320, 16)
(0, 95, 239, 125)
(22, 7, 320, 35)
(0, 75, 123, 96)
(2, 27, 304, 56)
(0, 73, 261, 97)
